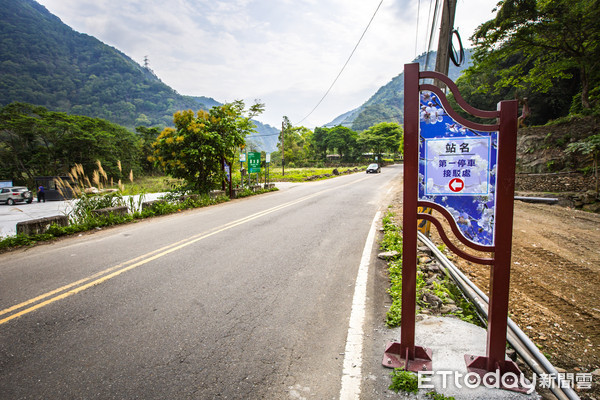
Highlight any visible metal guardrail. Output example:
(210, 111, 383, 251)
(417, 231, 580, 400)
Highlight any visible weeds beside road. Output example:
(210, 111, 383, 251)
(0, 188, 276, 252)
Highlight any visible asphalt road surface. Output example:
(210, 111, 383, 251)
(0, 165, 403, 399)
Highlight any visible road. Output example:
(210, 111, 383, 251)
(0, 165, 403, 399)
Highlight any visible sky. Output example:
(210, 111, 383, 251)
(35, 0, 499, 129)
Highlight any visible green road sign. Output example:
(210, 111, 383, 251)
(248, 151, 261, 173)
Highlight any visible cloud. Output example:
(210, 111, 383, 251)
(36, 0, 499, 129)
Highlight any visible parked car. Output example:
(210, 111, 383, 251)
(366, 163, 381, 173)
(0, 186, 33, 205)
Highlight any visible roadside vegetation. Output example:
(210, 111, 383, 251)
(0, 192, 232, 251)
(388, 368, 456, 399)
(0, 188, 277, 252)
(0, 158, 278, 251)
(381, 210, 480, 396)
(267, 166, 367, 182)
(379, 210, 481, 327)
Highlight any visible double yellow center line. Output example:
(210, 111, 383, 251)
(1, 178, 366, 326)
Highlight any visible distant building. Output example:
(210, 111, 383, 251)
(34, 176, 75, 201)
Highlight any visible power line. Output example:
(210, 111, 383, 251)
(295, 0, 384, 125)
(414, 0, 421, 59)
(424, 0, 435, 60)
(248, 133, 280, 137)
(424, 0, 441, 70)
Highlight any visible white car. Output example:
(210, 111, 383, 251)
(0, 186, 33, 205)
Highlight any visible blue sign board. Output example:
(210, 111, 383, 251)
(224, 160, 231, 182)
(418, 91, 498, 246)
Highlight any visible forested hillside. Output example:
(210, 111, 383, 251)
(327, 50, 472, 131)
(0, 0, 216, 128)
(0, 0, 279, 152)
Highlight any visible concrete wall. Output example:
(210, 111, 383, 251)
(16, 215, 69, 236)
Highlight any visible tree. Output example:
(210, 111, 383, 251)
(327, 126, 358, 161)
(136, 126, 162, 174)
(467, 0, 600, 112)
(357, 122, 403, 161)
(0, 102, 141, 185)
(281, 128, 312, 166)
(151, 100, 263, 193)
(311, 127, 330, 161)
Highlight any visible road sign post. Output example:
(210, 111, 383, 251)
(265, 153, 270, 185)
(248, 151, 261, 187)
(383, 63, 524, 392)
(239, 152, 246, 188)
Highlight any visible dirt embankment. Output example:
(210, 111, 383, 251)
(514, 116, 600, 213)
(515, 173, 600, 212)
(427, 202, 600, 399)
(516, 115, 600, 174)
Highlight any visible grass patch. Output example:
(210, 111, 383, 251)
(0, 233, 55, 250)
(388, 367, 457, 398)
(389, 369, 418, 394)
(386, 259, 404, 327)
(380, 211, 406, 327)
(119, 175, 184, 195)
(268, 166, 366, 182)
(234, 187, 278, 198)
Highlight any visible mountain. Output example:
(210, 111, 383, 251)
(326, 50, 473, 131)
(0, 0, 210, 128)
(0, 0, 279, 152)
(326, 107, 362, 127)
(190, 96, 223, 111)
(247, 120, 280, 153)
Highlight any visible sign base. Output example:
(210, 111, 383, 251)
(464, 354, 529, 393)
(382, 342, 433, 372)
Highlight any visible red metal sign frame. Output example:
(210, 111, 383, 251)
(384, 63, 523, 391)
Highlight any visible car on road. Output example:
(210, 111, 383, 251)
(366, 163, 381, 173)
(0, 186, 33, 205)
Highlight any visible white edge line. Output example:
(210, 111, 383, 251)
(339, 210, 381, 400)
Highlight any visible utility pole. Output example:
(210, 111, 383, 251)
(422, 0, 458, 239)
(434, 0, 457, 87)
(281, 120, 285, 176)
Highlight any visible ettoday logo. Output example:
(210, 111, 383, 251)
(417, 370, 536, 394)
(417, 370, 593, 394)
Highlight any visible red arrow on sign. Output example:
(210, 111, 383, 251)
(449, 178, 464, 192)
